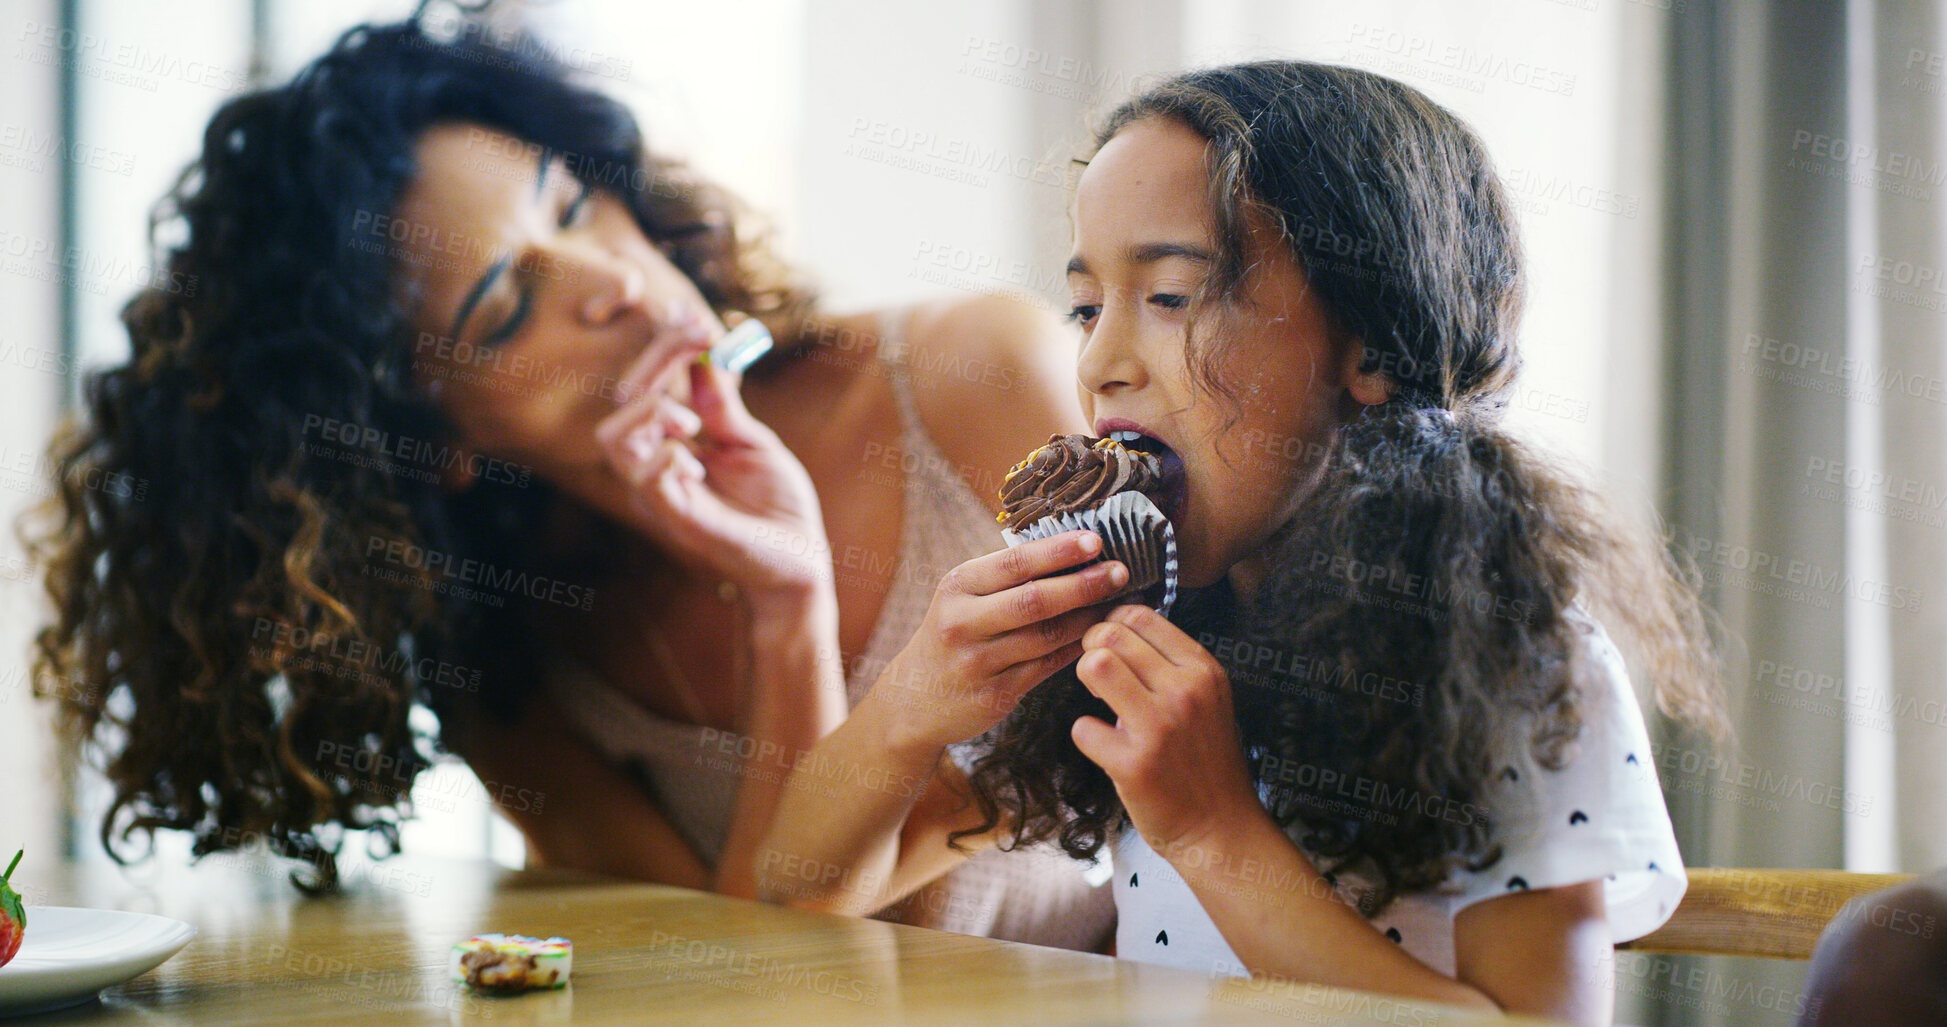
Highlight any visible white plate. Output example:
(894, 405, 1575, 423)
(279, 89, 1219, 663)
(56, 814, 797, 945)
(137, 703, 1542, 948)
(0, 907, 196, 1017)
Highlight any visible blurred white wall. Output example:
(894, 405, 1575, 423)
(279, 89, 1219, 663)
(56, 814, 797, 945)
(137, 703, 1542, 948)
(0, 0, 68, 864)
(64, 0, 254, 373)
(796, 0, 1052, 311)
(0, 0, 259, 860)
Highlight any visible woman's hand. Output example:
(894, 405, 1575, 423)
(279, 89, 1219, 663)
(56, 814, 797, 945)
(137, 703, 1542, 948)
(595, 312, 830, 607)
(874, 531, 1130, 755)
(1069, 604, 1261, 855)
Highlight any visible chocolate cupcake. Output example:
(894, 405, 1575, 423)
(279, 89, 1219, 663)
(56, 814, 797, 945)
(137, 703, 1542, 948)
(997, 434, 1178, 614)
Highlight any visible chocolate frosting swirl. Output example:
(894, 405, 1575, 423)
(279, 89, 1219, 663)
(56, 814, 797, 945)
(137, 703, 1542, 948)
(998, 433, 1163, 530)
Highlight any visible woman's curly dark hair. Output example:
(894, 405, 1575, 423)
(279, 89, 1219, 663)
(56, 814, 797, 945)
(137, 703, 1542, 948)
(959, 61, 1727, 913)
(28, 17, 814, 886)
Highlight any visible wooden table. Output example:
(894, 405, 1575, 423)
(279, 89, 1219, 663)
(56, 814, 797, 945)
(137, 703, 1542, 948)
(9, 853, 1555, 1025)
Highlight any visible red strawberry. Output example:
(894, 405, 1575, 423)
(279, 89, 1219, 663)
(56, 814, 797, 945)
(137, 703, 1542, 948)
(0, 850, 24, 968)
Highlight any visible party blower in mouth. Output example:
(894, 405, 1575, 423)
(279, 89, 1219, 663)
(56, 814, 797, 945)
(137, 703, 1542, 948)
(701, 319, 774, 375)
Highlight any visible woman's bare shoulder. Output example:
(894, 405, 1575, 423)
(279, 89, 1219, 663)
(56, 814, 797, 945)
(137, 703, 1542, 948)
(898, 293, 1087, 507)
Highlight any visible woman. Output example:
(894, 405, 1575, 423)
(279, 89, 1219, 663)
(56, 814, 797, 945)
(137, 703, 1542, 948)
(33, 18, 1113, 949)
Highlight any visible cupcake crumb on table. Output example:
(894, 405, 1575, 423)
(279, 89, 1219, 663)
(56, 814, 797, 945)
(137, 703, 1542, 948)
(450, 934, 573, 992)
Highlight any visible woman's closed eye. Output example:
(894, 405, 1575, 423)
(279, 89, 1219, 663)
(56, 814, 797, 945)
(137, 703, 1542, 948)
(478, 180, 594, 345)
(483, 286, 533, 346)
(560, 178, 594, 228)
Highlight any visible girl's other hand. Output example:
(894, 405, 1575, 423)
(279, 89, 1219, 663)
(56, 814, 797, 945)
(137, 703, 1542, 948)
(595, 313, 830, 609)
(1070, 605, 1261, 855)
(878, 531, 1129, 754)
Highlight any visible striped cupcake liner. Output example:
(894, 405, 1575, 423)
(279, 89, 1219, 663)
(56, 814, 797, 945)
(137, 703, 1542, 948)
(1002, 490, 1178, 617)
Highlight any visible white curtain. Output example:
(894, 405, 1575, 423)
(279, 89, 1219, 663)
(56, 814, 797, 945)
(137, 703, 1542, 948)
(1619, 0, 1944, 1022)
(0, 0, 69, 863)
(1865, 0, 1947, 876)
(1663, 0, 1946, 898)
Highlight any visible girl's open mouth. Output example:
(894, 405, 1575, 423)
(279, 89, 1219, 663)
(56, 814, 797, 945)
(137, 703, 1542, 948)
(1107, 429, 1188, 527)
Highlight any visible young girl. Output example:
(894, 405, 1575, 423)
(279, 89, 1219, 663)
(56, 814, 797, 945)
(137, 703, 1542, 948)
(758, 61, 1724, 1023)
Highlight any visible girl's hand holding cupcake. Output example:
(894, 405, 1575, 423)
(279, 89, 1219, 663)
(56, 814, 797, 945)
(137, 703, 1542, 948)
(878, 530, 1130, 756)
(1070, 604, 1262, 855)
(756, 530, 1133, 915)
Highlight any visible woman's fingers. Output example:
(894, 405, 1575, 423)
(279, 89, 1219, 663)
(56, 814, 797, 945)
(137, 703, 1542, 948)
(634, 441, 736, 558)
(616, 310, 710, 403)
(686, 359, 770, 447)
(601, 309, 712, 470)
(598, 391, 704, 490)
(661, 438, 707, 488)
(595, 410, 662, 486)
(601, 365, 702, 441)
(656, 394, 702, 440)
(602, 345, 772, 503)
(595, 379, 663, 455)
(628, 435, 683, 494)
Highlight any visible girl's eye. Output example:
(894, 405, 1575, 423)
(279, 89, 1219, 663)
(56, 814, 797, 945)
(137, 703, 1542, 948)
(1067, 303, 1101, 325)
(560, 180, 594, 228)
(1150, 293, 1188, 310)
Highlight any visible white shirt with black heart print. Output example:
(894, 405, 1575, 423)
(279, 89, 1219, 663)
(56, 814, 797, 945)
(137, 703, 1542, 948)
(1111, 611, 1686, 978)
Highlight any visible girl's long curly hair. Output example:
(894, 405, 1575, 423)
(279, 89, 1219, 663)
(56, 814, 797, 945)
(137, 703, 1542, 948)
(29, 18, 814, 884)
(961, 61, 1726, 913)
